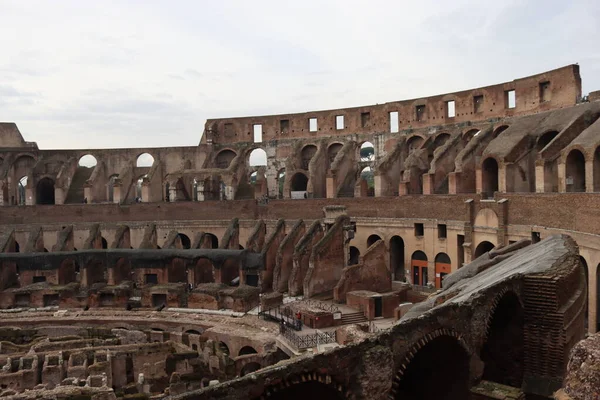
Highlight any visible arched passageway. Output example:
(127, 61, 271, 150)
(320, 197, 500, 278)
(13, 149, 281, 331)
(349, 246, 360, 266)
(178, 233, 191, 249)
(263, 381, 344, 400)
(36, 178, 55, 205)
(566, 149, 586, 192)
(216, 150, 237, 169)
(481, 292, 524, 387)
(411, 250, 428, 286)
(301, 145, 317, 169)
(238, 346, 258, 356)
(290, 173, 308, 198)
(434, 253, 451, 288)
(482, 158, 498, 199)
(474, 241, 495, 258)
(206, 234, 219, 249)
(367, 234, 381, 248)
(390, 236, 405, 281)
(394, 335, 470, 400)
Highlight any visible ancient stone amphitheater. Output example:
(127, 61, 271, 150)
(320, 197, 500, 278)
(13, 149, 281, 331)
(0, 64, 598, 399)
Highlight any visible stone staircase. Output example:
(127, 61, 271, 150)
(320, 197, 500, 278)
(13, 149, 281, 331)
(65, 167, 93, 204)
(341, 311, 367, 325)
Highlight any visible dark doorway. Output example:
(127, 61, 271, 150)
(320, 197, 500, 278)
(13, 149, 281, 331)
(474, 241, 495, 258)
(152, 293, 167, 308)
(36, 178, 56, 205)
(566, 149, 586, 192)
(246, 274, 259, 287)
(482, 158, 499, 199)
(349, 246, 360, 265)
(374, 296, 383, 318)
(390, 236, 405, 281)
(145, 273, 158, 284)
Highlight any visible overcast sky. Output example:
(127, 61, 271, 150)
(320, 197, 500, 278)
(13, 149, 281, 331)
(1, 0, 599, 150)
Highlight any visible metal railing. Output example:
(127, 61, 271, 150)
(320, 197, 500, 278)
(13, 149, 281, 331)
(258, 304, 302, 331)
(279, 324, 336, 349)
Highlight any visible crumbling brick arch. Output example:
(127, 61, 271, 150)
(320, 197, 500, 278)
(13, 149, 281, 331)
(300, 144, 318, 170)
(254, 371, 345, 400)
(480, 289, 525, 388)
(215, 149, 237, 169)
(406, 135, 425, 153)
(391, 329, 471, 400)
(565, 148, 587, 192)
(481, 156, 500, 198)
(327, 142, 344, 168)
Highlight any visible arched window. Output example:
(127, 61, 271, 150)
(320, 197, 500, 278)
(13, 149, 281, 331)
(360, 141, 374, 161)
(301, 145, 317, 169)
(216, 150, 236, 169)
(349, 246, 360, 265)
(249, 148, 267, 167)
(367, 234, 381, 248)
(136, 153, 155, 167)
(78, 154, 97, 168)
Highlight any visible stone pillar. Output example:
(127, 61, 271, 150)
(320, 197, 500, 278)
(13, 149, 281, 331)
(141, 184, 150, 203)
(535, 161, 545, 193)
(398, 182, 407, 196)
(585, 160, 594, 193)
(498, 163, 507, 193)
(422, 174, 433, 195)
(53, 187, 64, 205)
(475, 168, 483, 194)
(326, 176, 336, 198)
(558, 162, 567, 193)
(169, 184, 177, 202)
(448, 172, 458, 195)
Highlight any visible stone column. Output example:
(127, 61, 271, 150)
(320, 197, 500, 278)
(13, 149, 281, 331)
(53, 187, 64, 205)
(113, 184, 123, 204)
(585, 160, 594, 193)
(169, 183, 177, 202)
(326, 176, 336, 198)
(558, 162, 567, 193)
(422, 174, 433, 195)
(398, 182, 407, 196)
(535, 161, 545, 193)
(448, 172, 458, 194)
(475, 168, 483, 194)
(498, 163, 507, 193)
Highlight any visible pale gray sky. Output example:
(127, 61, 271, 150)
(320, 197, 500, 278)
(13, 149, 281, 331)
(1, 0, 599, 150)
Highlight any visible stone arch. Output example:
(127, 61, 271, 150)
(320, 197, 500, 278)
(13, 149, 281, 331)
(290, 172, 308, 193)
(360, 141, 374, 161)
(349, 246, 360, 266)
(390, 236, 405, 281)
(101, 237, 108, 249)
(480, 290, 524, 387)
(566, 149, 586, 192)
(300, 144, 318, 169)
(238, 346, 258, 356)
(216, 149, 237, 169)
(474, 208, 499, 228)
(78, 154, 97, 168)
(482, 157, 499, 198)
(256, 372, 344, 400)
(432, 132, 451, 151)
(434, 253, 451, 288)
(327, 142, 343, 168)
(177, 233, 191, 249)
(411, 250, 428, 286)
(218, 341, 230, 356)
(367, 234, 381, 248)
(205, 233, 219, 249)
(249, 148, 267, 167)
(392, 330, 470, 400)
(492, 125, 509, 138)
(136, 152, 154, 168)
(474, 241, 495, 258)
(36, 177, 55, 205)
(463, 129, 480, 144)
(406, 135, 424, 153)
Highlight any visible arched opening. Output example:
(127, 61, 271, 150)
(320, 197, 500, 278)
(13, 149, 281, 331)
(36, 178, 55, 205)
(474, 241, 495, 258)
(349, 246, 360, 266)
(240, 362, 261, 377)
(107, 175, 118, 203)
(185, 329, 202, 335)
(360, 141, 374, 161)
(359, 167, 374, 197)
(238, 346, 258, 356)
(218, 342, 230, 356)
(537, 131, 559, 152)
(395, 335, 470, 400)
(249, 148, 267, 167)
(78, 154, 97, 168)
(594, 146, 600, 192)
(463, 129, 480, 145)
(277, 169, 286, 199)
(493, 125, 509, 139)
(566, 149, 586, 192)
(434, 253, 451, 289)
(301, 145, 317, 169)
(390, 236, 405, 281)
(265, 381, 344, 400)
(411, 250, 428, 286)
(17, 176, 27, 205)
(206, 234, 218, 249)
(481, 292, 524, 387)
(216, 150, 237, 169)
(101, 237, 108, 249)
(482, 158, 499, 199)
(327, 143, 343, 168)
(367, 234, 381, 248)
(431, 133, 451, 157)
(178, 233, 191, 249)
(406, 136, 424, 153)
(290, 172, 308, 198)
(136, 153, 154, 168)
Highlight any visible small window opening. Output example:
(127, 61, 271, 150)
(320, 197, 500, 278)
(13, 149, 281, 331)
(446, 101, 456, 118)
(336, 115, 344, 130)
(145, 274, 158, 284)
(33, 276, 47, 283)
(280, 119, 289, 133)
(416, 105, 425, 122)
(474, 95, 484, 113)
(506, 90, 516, 109)
(539, 81, 551, 103)
(253, 124, 263, 143)
(414, 223, 424, 237)
(309, 118, 318, 132)
(361, 112, 371, 128)
(438, 224, 447, 239)
(389, 111, 399, 133)
(531, 231, 541, 244)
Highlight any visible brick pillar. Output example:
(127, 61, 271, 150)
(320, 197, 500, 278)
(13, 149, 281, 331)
(398, 182, 407, 196)
(498, 163, 507, 193)
(326, 176, 336, 198)
(535, 161, 545, 193)
(53, 187, 64, 205)
(113, 184, 123, 203)
(558, 162, 567, 193)
(585, 160, 594, 193)
(496, 199, 508, 247)
(422, 174, 433, 195)
(448, 172, 458, 194)
(475, 169, 483, 194)
(373, 175, 384, 197)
